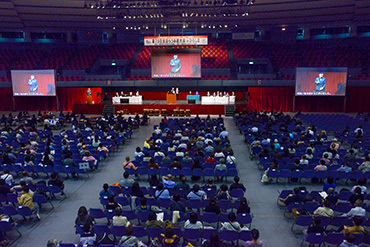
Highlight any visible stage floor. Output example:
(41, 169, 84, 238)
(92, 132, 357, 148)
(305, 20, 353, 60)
(74, 100, 251, 115)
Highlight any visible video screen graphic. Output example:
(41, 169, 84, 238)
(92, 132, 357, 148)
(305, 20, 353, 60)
(151, 49, 201, 78)
(295, 68, 347, 96)
(11, 70, 56, 96)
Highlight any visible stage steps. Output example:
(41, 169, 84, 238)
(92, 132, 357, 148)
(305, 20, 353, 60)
(225, 105, 235, 116)
(102, 105, 115, 115)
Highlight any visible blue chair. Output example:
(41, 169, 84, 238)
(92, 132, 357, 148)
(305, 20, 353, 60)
(136, 211, 149, 224)
(204, 168, 215, 181)
(202, 228, 218, 240)
(89, 208, 108, 223)
(267, 169, 279, 182)
(109, 186, 121, 195)
(48, 185, 66, 199)
(301, 233, 324, 247)
(2, 205, 19, 219)
(158, 198, 171, 209)
(219, 213, 229, 223)
(0, 221, 21, 241)
(334, 202, 351, 214)
(17, 206, 35, 221)
(33, 193, 54, 210)
(192, 168, 203, 178)
(170, 168, 180, 177)
(219, 199, 233, 212)
(6, 193, 18, 205)
(220, 230, 238, 244)
(147, 227, 163, 240)
(329, 216, 348, 228)
(184, 228, 201, 243)
(239, 230, 252, 242)
(188, 199, 202, 210)
(104, 209, 115, 220)
(115, 196, 130, 208)
(230, 189, 244, 199)
(278, 169, 291, 183)
(122, 209, 137, 222)
(132, 226, 147, 239)
(111, 225, 126, 238)
(181, 167, 192, 177)
(302, 170, 315, 181)
(202, 212, 218, 226)
(324, 232, 344, 246)
(44, 165, 54, 177)
(94, 224, 111, 234)
(304, 201, 319, 213)
(291, 215, 312, 234)
(236, 213, 252, 228)
(316, 171, 327, 180)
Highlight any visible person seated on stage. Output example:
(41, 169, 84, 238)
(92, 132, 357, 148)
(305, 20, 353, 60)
(196, 91, 199, 95)
(136, 91, 140, 96)
(120, 91, 124, 96)
(207, 91, 210, 96)
(115, 92, 119, 97)
(189, 91, 192, 95)
(213, 92, 216, 96)
(232, 92, 235, 96)
(129, 92, 133, 96)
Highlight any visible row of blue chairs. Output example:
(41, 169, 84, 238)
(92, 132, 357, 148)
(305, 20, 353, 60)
(89, 207, 252, 228)
(266, 169, 370, 183)
(302, 232, 369, 247)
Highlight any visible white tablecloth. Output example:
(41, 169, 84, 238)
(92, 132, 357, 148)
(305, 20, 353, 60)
(201, 96, 234, 105)
(112, 96, 142, 104)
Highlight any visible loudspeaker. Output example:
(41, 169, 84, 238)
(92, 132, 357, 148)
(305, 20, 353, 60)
(188, 99, 196, 104)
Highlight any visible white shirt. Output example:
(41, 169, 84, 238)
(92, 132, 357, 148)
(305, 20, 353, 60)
(345, 206, 366, 218)
(251, 127, 258, 133)
(1, 174, 14, 186)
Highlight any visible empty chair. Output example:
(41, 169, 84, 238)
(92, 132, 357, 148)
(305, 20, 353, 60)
(291, 215, 312, 234)
(94, 224, 111, 235)
(301, 233, 324, 247)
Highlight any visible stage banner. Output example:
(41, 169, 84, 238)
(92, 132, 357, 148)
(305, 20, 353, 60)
(232, 32, 255, 40)
(144, 35, 208, 46)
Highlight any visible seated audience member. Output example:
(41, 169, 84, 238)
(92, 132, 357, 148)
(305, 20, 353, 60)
(214, 148, 225, 158)
(169, 157, 182, 170)
(187, 184, 207, 200)
(320, 153, 331, 165)
(358, 156, 370, 173)
(339, 233, 358, 247)
(20, 171, 33, 185)
(159, 227, 180, 247)
(47, 239, 59, 247)
(82, 151, 97, 169)
(237, 197, 251, 214)
(206, 153, 216, 163)
(217, 184, 231, 200)
(176, 176, 190, 191)
(349, 187, 365, 205)
(1, 169, 14, 186)
(79, 223, 96, 246)
(112, 207, 130, 226)
(306, 217, 325, 235)
(162, 152, 171, 163)
(118, 225, 143, 246)
(299, 155, 309, 166)
(48, 172, 65, 192)
(344, 199, 366, 218)
(351, 178, 367, 194)
(220, 212, 243, 232)
(342, 216, 366, 235)
(149, 174, 160, 187)
(147, 157, 159, 169)
(106, 194, 121, 210)
(135, 147, 144, 158)
(201, 231, 224, 247)
(314, 160, 327, 172)
(99, 183, 114, 197)
(130, 182, 144, 198)
(203, 178, 217, 192)
(119, 171, 135, 188)
(182, 152, 193, 164)
(226, 150, 236, 164)
(18, 186, 40, 219)
(170, 193, 186, 212)
(184, 212, 203, 229)
(205, 197, 221, 215)
(229, 176, 246, 192)
(0, 179, 10, 196)
(313, 200, 334, 218)
(323, 176, 336, 193)
(162, 174, 176, 188)
(146, 211, 165, 228)
(215, 158, 227, 181)
(337, 162, 352, 173)
(137, 196, 159, 212)
(75, 206, 95, 228)
(123, 156, 138, 170)
(245, 229, 263, 247)
(154, 147, 165, 157)
(155, 183, 171, 200)
(281, 187, 302, 205)
(325, 188, 338, 205)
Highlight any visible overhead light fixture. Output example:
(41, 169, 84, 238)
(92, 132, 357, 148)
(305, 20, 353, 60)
(282, 27, 286, 31)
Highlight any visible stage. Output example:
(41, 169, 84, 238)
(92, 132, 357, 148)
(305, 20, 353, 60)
(73, 100, 251, 115)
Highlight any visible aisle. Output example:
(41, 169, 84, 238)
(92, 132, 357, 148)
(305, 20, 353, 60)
(223, 117, 302, 246)
(15, 121, 156, 247)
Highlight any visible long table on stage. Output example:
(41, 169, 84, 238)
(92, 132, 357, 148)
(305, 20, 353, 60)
(112, 96, 142, 104)
(201, 96, 235, 105)
(186, 95, 200, 103)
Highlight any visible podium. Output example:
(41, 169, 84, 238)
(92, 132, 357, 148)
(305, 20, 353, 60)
(87, 95, 93, 104)
(166, 94, 177, 104)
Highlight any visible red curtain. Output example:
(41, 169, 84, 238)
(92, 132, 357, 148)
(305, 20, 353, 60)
(248, 87, 295, 112)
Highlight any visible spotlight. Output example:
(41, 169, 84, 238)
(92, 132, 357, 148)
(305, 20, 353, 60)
(281, 27, 286, 31)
